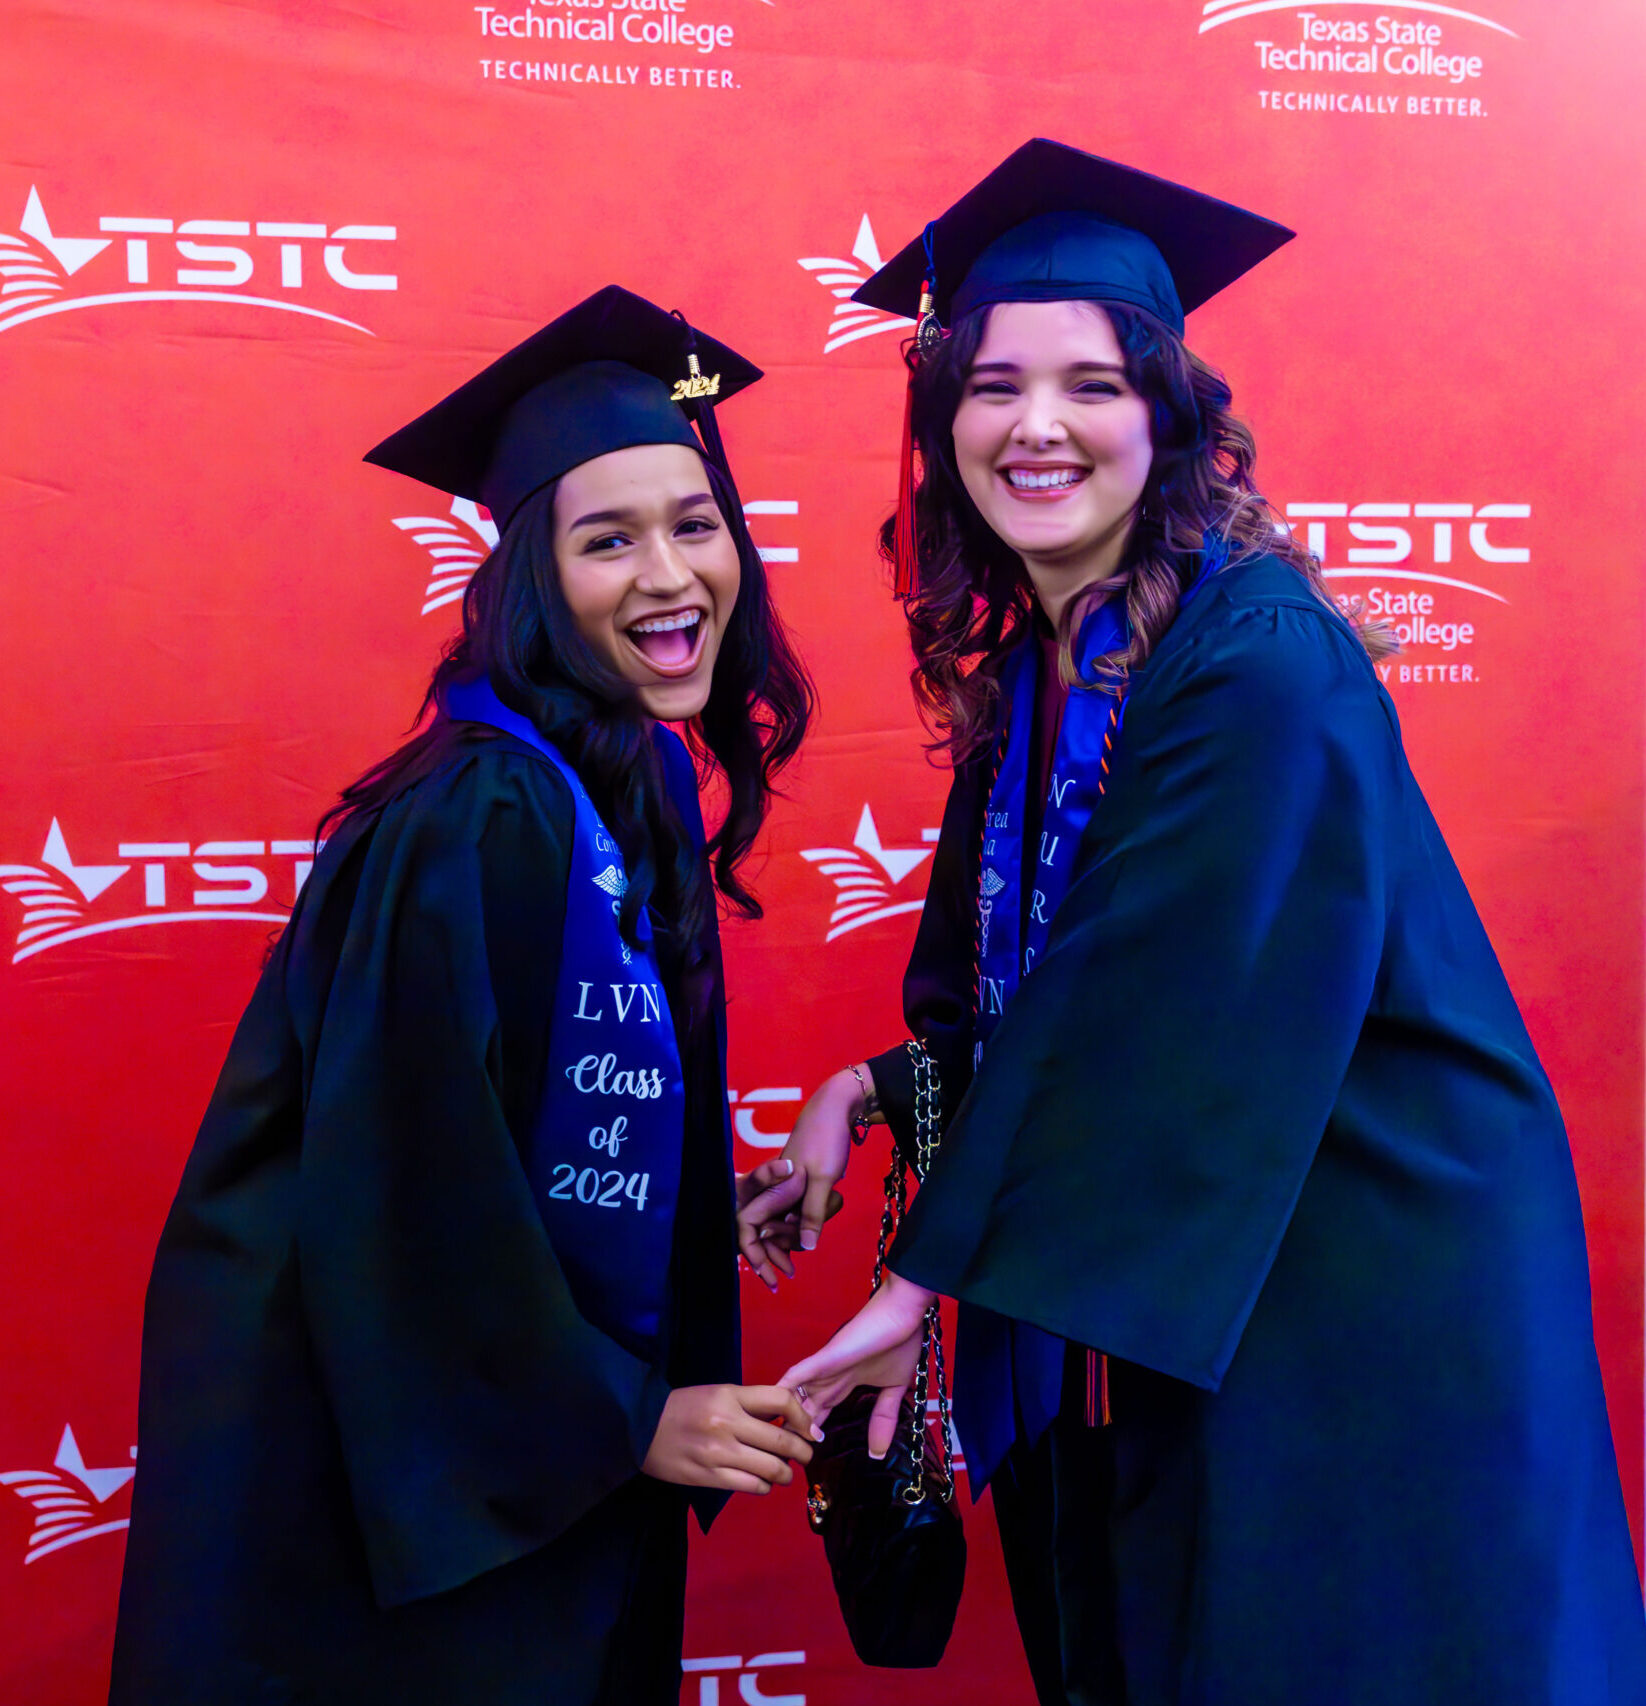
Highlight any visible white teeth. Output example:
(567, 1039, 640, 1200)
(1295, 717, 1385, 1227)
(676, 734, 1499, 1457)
(629, 611, 703, 634)
(1006, 468, 1083, 490)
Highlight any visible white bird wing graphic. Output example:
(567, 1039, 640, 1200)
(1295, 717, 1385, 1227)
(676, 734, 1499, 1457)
(798, 215, 914, 354)
(1, 1467, 104, 1561)
(800, 805, 934, 942)
(591, 865, 627, 898)
(0, 861, 88, 961)
(0, 224, 67, 326)
(2, 1426, 135, 1564)
(980, 867, 1007, 898)
(0, 187, 107, 331)
(394, 496, 499, 616)
(0, 819, 132, 961)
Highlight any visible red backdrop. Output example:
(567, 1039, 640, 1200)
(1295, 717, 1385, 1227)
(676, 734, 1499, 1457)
(4, 2, 1644, 1701)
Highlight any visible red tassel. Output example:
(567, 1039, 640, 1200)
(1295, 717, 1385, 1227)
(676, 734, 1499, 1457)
(893, 370, 919, 599)
(1085, 1349, 1113, 1428)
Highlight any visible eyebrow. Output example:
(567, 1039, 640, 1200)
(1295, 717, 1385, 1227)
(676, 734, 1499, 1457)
(969, 360, 1127, 376)
(567, 491, 717, 531)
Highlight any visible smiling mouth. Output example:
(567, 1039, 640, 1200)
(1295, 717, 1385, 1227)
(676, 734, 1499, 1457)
(625, 609, 707, 676)
(1000, 464, 1091, 496)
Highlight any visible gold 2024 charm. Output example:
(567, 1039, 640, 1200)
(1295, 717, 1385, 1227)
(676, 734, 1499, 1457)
(672, 351, 721, 402)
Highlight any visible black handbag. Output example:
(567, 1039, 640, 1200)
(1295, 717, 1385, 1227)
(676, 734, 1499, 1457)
(803, 1040, 966, 1668)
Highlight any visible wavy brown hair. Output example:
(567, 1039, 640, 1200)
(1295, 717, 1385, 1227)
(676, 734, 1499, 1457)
(881, 300, 1393, 761)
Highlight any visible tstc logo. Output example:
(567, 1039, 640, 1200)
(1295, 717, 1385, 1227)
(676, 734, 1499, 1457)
(1200, 0, 1521, 120)
(1, 819, 314, 964)
(2, 1425, 135, 1565)
(798, 215, 913, 354)
(0, 185, 396, 338)
(393, 497, 801, 617)
(801, 805, 938, 942)
(1200, 0, 1521, 121)
(1285, 498, 1529, 684)
(1287, 499, 1528, 595)
(682, 1650, 804, 1705)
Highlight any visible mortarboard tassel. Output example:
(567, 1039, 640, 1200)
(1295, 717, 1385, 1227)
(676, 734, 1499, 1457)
(670, 308, 743, 513)
(694, 391, 735, 492)
(894, 231, 945, 600)
(693, 390, 757, 567)
(893, 358, 920, 599)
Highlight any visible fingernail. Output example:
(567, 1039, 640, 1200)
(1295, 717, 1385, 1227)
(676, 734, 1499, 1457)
(801, 1230, 818, 1251)
(777, 1159, 794, 1176)
(811, 1425, 825, 1442)
(869, 1448, 886, 1461)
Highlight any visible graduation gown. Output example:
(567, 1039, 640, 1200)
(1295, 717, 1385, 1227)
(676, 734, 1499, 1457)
(109, 729, 739, 1706)
(870, 553, 1646, 1704)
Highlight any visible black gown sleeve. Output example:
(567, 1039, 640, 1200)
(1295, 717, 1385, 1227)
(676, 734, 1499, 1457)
(866, 753, 988, 1168)
(888, 602, 1394, 1390)
(295, 743, 673, 1609)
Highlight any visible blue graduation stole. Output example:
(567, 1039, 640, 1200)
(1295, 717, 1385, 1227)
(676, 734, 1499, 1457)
(958, 548, 1226, 1486)
(445, 676, 687, 1364)
(957, 595, 1129, 1486)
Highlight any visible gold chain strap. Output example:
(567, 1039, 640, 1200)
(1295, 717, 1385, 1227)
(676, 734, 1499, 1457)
(867, 1038, 955, 1508)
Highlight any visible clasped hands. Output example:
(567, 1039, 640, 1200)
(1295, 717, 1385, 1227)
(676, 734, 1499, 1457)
(734, 1066, 939, 1462)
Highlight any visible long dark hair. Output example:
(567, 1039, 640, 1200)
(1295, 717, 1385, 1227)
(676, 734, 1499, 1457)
(326, 455, 812, 972)
(882, 300, 1392, 761)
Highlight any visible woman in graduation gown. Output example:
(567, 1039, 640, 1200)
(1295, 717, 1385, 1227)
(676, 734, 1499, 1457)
(110, 286, 818, 1706)
(745, 143, 1646, 1703)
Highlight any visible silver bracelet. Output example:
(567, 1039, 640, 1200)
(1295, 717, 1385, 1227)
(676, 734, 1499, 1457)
(847, 1062, 879, 1143)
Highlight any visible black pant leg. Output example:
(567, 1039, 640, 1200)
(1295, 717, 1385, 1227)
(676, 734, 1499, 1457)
(1102, 1362, 1198, 1706)
(990, 1424, 1078, 1706)
(991, 1343, 1136, 1706)
(592, 1480, 690, 1706)
(1047, 1379, 1127, 1706)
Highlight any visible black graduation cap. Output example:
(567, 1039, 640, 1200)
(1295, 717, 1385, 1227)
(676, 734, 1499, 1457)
(364, 284, 762, 531)
(853, 138, 1294, 338)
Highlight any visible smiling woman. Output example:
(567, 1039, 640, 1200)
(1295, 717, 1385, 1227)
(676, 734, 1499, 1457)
(888, 260, 1378, 758)
(949, 299, 1154, 629)
(108, 287, 815, 1706)
(555, 441, 743, 723)
(749, 140, 1646, 1706)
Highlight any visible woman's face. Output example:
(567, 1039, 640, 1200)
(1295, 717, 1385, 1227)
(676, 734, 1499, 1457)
(554, 441, 741, 722)
(951, 299, 1154, 614)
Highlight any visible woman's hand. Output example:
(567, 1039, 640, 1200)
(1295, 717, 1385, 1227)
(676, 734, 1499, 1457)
(734, 1158, 805, 1290)
(737, 1066, 872, 1286)
(734, 1157, 845, 1292)
(780, 1269, 936, 1459)
(641, 1383, 820, 1494)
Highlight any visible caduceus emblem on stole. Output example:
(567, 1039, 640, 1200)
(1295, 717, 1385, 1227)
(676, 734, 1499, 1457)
(978, 866, 1006, 958)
